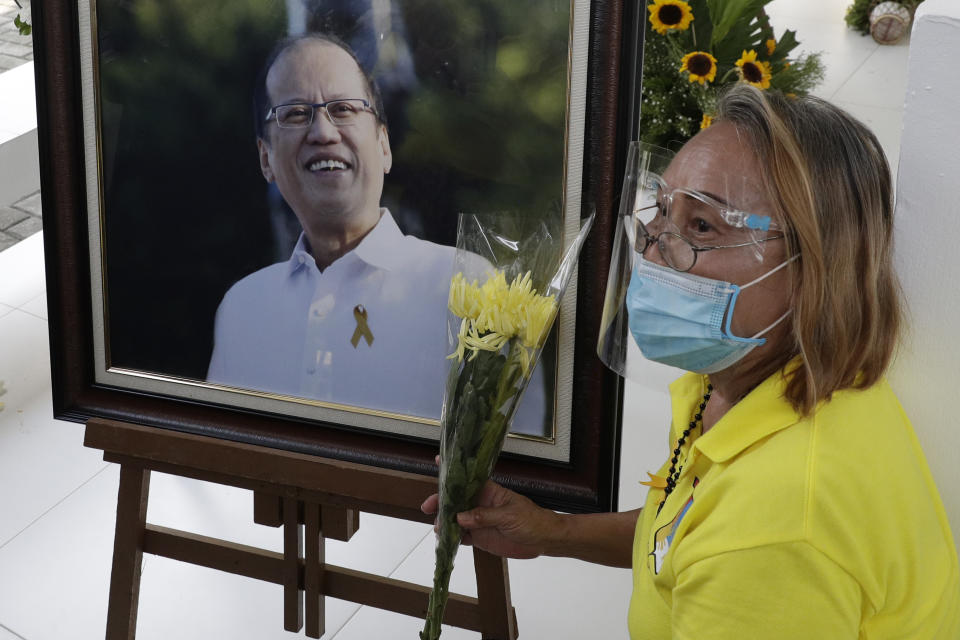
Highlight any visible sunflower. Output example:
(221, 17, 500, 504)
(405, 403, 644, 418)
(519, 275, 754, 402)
(766, 38, 776, 56)
(648, 0, 694, 35)
(735, 49, 772, 89)
(700, 113, 713, 130)
(679, 51, 717, 85)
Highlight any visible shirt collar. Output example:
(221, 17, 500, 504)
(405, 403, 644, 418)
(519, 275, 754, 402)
(287, 208, 407, 276)
(669, 363, 802, 464)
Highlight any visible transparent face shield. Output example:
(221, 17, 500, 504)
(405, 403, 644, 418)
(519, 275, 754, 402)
(597, 140, 782, 380)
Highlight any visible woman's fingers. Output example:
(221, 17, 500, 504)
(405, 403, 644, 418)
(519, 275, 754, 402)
(421, 493, 439, 515)
(457, 505, 504, 530)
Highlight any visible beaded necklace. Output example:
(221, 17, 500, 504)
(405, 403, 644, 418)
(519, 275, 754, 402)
(657, 383, 713, 516)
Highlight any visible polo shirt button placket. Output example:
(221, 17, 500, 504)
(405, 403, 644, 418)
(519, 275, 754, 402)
(681, 450, 707, 493)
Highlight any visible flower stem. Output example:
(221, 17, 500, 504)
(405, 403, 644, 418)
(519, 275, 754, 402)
(420, 343, 526, 639)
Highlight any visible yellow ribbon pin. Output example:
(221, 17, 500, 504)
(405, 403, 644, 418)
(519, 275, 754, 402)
(639, 472, 668, 489)
(350, 304, 374, 348)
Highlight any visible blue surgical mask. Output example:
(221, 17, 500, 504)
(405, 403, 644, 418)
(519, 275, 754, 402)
(626, 255, 795, 373)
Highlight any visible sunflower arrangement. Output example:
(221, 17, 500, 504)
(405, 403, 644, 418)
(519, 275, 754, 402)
(641, 0, 825, 148)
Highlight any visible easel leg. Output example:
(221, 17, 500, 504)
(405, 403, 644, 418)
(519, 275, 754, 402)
(304, 504, 326, 639)
(283, 497, 304, 632)
(474, 548, 519, 640)
(106, 465, 151, 640)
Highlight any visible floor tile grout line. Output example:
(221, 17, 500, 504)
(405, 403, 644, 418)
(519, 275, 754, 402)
(15, 308, 45, 322)
(828, 44, 881, 101)
(0, 306, 46, 323)
(18, 290, 47, 306)
(0, 622, 28, 640)
(0, 462, 112, 552)
(328, 527, 434, 638)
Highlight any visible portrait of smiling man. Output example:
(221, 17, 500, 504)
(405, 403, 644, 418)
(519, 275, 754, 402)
(256, 35, 392, 272)
(206, 33, 546, 433)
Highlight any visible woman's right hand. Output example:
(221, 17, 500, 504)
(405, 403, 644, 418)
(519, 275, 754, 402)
(420, 480, 563, 560)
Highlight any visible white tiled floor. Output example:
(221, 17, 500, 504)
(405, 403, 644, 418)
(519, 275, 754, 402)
(0, 1, 910, 638)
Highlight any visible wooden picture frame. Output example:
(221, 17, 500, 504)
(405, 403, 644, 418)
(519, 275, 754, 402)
(33, 0, 644, 513)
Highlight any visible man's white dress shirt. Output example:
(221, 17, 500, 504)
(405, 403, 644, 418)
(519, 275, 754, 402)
(208, 210, 547, 434)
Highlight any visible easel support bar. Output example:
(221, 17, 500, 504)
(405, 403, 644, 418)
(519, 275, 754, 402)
(142, 524, 485, 631)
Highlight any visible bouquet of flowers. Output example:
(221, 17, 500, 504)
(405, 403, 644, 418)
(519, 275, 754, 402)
(641, 0, 825, 147)
(419, 212, 594, 640)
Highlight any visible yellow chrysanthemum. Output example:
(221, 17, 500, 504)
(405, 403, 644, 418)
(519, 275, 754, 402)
(463, 323, 509, 355)
(700, 113, 713, 130)
(648, 0, 694, 35)
(446, 269, 557, 369)
(679, 51, 717, 85)
(735, 50, 772, 89)
(518, 295, 556, 349)
(766, 38, 776, 56)
(447, 318, 469, 362)
(448, 272, 482, 320)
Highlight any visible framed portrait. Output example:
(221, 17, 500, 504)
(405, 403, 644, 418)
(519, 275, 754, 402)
(34, 0, 643, 512)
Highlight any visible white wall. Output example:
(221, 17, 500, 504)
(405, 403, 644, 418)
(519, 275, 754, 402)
(888, 0, 960, 551)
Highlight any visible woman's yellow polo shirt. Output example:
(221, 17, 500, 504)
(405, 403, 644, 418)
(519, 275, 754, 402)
(628, 371, 960, 639)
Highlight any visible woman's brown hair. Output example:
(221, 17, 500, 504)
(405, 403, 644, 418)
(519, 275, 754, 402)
(717, 84, 902, 415)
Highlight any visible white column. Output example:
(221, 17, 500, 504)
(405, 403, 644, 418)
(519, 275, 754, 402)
(888, 0, 960, 548)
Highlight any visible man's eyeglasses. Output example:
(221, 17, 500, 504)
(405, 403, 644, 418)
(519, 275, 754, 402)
(264, 99, 377, 128)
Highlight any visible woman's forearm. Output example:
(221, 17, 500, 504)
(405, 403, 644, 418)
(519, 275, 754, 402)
(543, 508, 641, 568)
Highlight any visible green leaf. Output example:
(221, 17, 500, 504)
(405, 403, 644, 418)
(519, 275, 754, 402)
(776, 28, 800, 57)
(14, 14, 32, 36)
(710, 11, 768, 63)
(706, 0, 768, 45)
(687, 0, 713, 52)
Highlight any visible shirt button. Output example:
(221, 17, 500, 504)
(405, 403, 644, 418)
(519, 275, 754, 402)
(298, 255, 306, 264)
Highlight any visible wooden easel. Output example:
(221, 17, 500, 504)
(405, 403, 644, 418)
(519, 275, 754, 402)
(84, 418, 519, 639)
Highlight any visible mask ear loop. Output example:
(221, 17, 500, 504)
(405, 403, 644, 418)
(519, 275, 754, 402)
(740, 253, 798, 290)
(750, 307, 792, 340)
(724, 254, 799, 341)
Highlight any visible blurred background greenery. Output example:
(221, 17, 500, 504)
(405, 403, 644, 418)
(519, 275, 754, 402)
(98, 0, 571, 382)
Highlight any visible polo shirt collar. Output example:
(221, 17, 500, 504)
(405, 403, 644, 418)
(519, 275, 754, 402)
(669, 364, 802, 464)
(287, 208, 407, 275)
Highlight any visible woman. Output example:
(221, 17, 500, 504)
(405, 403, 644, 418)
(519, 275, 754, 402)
(422, 85, 960, 637)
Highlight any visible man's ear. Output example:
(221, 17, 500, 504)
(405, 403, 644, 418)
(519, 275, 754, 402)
(257, 137, 275, 183)
(379, 125, 392, 174)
